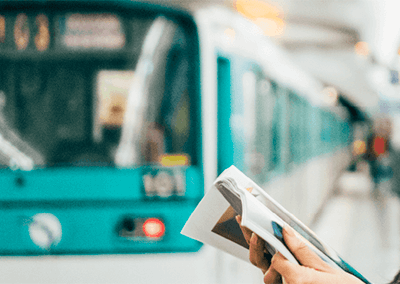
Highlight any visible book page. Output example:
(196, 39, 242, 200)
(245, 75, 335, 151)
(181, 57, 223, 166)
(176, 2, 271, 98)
(181, 174, 250, 262)
(182, 165, 371, 284)
(181, 165, 294, 263)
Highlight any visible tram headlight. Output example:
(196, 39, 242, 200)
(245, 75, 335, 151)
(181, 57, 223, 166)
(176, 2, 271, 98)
(142, 168, 186, 198)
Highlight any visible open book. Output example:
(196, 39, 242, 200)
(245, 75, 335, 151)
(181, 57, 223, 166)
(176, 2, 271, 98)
(181, 166, 371, 284)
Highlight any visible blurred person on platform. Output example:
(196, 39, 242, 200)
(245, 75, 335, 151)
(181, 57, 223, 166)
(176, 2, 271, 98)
(388, 115, 400, 198)
(364, 116, 393, 194)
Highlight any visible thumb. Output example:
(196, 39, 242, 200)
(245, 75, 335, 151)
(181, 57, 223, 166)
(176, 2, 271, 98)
(282, 226, 334, 272)
(272, 252, 338, 284)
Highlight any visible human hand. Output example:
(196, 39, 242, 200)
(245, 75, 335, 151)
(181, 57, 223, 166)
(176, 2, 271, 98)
(266, 226, 364, 284)
(236, 215, 364, 284)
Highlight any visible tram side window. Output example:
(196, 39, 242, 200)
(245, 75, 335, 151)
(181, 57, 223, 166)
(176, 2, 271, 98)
(289, 94, 309, 163)
(295, 97, 304, 162)
(243, 71, 257, 177)
(333, 115, 341, 147)
(331, 114, 337, 146)
(0, 61, 88, 167)
(0, 63, 16, 129)
(142, 24, 193, 164)
(271, 83, 282, 171)
(113, 20, 195, 168)
(159, 26, 191, 157)
(288, 93, 300, 164)
(0, 62, 5, 120)
(94, 70, 134, 163)
(63, 20, 194, 167)
(299, 99, 309, 161)
(243, 70, 276, 182)
(308, 105, 319, 157)
(0, 62, 7, 167)
(320, 110, 331, 153)
(342, 121, 351, 145)
(19, 64, 88, 165)
(333, 115, 338, 146)
(305, 102, 313, 160)
(256, 78, 276, 176)
(0, 16, 196, 169)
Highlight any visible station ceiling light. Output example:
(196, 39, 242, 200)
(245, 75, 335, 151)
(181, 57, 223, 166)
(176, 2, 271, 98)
(235, 0, 285, 37)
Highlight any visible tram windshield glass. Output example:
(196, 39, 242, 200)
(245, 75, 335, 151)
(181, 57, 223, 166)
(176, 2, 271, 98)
(0, 13, 196, 169)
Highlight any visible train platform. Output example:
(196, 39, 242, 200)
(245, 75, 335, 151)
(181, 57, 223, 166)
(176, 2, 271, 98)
(311, 162, 400, 284)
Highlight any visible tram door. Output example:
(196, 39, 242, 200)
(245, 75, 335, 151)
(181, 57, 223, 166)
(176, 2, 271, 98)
(217, 55, 255, 175)
(217, 56, 271, 182)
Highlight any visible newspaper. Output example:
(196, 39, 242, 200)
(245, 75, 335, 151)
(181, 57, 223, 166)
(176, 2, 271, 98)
(181, 166, 371, 284)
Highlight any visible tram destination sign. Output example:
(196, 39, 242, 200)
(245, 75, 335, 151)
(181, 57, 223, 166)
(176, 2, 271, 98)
(58, 13, 126, 50)
(0, 13, 126, 51)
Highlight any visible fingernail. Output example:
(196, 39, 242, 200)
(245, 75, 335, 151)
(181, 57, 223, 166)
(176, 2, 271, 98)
(270, 252, 279, 264)
(250, 233, 257, 244)
(283, 225, 295, 237)
(235, 215, 240, 223)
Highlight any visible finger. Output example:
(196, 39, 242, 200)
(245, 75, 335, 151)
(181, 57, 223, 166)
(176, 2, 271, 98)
(270, 252, 302, 282)
(249, 233, 270, 273)
(273, 253, 343, 284)
(263, 266, 281, 284)
(282, 226, 334, 272)
(272, 252, 358, 284)
(235, 216, 271, 271)
(236, 215, 252, 244)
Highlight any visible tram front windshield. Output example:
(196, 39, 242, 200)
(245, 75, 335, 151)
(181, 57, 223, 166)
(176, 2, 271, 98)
(0, 13, 196, 169)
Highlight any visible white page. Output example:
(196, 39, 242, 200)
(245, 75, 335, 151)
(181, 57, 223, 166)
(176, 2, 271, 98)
(182, 166, 371, 284)
(181, 173, 249, 261)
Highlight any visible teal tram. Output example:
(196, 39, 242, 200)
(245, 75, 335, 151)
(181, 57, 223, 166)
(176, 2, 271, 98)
(0, 1, 365, 283)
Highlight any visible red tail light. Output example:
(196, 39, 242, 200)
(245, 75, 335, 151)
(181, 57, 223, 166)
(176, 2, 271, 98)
(143, 218, 165, 238)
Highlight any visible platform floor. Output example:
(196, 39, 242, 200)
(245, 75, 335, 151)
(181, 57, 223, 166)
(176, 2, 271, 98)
(311, 162, 400, 284)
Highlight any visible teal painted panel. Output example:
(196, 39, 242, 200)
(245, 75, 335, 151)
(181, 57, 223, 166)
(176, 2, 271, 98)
(217, 57, 234, 175)
(0, 166, 202, 201)
(0, 202, 201, 255)
(0, 168, 141, 201)
(185, 166, 203, 199)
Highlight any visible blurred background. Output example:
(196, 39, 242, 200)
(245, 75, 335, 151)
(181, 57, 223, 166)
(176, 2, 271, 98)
(2, 0, 400, 283)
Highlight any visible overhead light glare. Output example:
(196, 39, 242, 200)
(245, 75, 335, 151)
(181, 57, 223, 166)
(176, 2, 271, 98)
(236, 0, 283, 19)
(322, 86, 338, 105)
(235, 0, 285, 37)
(223, 28, 236, 44)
